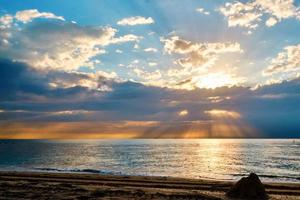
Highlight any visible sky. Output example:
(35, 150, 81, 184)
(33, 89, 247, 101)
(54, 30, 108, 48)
(0, 0, 300, 138)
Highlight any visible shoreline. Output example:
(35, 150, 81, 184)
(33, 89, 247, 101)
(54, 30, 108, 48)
(0, 171, 299, 199)
(1, 168, 299, 184)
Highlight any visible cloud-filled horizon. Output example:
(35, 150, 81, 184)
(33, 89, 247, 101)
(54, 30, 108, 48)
(0, 0, 300, 138)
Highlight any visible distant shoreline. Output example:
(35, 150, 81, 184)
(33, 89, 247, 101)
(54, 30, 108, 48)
(0, 171, 299, 199)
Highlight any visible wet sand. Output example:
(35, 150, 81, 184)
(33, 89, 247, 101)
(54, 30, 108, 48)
(0, 171, 299, 200)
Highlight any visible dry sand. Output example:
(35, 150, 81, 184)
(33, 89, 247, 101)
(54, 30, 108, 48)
(0, 171, 299, 200)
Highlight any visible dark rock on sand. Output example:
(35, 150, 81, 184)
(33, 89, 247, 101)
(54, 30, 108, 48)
(226, 173, 267, 199)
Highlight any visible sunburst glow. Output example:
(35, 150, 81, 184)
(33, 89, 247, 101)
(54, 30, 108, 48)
(205, 109, 241, 119)
(195, 73, 243, 89)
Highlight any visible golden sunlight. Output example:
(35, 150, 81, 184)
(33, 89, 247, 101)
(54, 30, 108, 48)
(205, 109, 241, 119)
(195, 73, 242, 89)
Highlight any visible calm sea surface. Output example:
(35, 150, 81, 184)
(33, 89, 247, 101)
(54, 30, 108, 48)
(0, 139, 299, 183)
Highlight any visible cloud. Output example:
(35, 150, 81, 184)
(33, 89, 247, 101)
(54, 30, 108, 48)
(219, 1, 261, 29)
(148, 62, 158, 67)
(133, 68, 162, 81)
(15, 9, 65, 23)
(132, 59, 139, 64)
(178, 110, 188, 116)
(115, 49, 123, 53)
(0, 59, 117, 102)
(0, 14, 14, 28)
(265, 17, 278, 26)
(1, 6, 300, 138)
(0, 21, 114, 71)
(1, 9, 65, 30)
(47, 70, 118, 91)
(110, 34, 142, 44)
(117, 16, 154, 26)
(144, 47, 158, 52)
(0, 59, 50, 101)
(161, 36, 242, 68)
(0, 15, 14, 45)
(0, 16, 141, 71)
(1, 58, 300, 138)
(256, 0, 298, 19)
(220, 0, 300, 30)
(263, 44, 300, 75)
(195, 7, 210, 15)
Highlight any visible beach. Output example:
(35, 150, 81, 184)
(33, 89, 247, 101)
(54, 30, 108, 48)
(0, 171, 299, 200)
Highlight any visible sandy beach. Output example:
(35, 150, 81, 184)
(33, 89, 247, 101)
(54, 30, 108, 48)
(0, 171, 299, 200)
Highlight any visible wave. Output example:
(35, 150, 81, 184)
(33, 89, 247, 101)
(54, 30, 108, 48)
(231, 173, 300, 181)
(32, 168, 300, 183)
(33, 167, 121, 175)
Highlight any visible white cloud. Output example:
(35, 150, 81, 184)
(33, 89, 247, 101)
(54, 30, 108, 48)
(93, 59, 101, 64)
(256, 0, 297, 19)
(219, 1, 261, 29)
(196, 7, 210, 15)
(159, 36, 244, 90)
(220, 0, 300, 30)
(0, 9, 65, 28)
(110, 34, 142, 44)
(133, 68, 162, 81)
(115, 49, 123, 53)
(132, 59, 139, 64)
(161, 36, 242, 69)
(265, 17, 278, 26)
(0, 14, 14, 28)
(0, 23, 115, 71)
(0, 16, 141, 71)
(148, 62, 158, 67)
(144, 47, 158, 52)
(0, 15, 13, 46)
(117, 16, 154, 26)
(0, 9, 65, 47)
(15, 9, 65, 23)
(263, 44, 300, 75)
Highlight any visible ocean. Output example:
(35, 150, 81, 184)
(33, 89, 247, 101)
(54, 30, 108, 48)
(0, 139, 299, 183)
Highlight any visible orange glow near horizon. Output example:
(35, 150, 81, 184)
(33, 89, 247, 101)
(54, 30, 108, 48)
(0, 115, 260, 139)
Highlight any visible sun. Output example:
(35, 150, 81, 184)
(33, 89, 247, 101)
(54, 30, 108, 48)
(195, 73, 242, 89)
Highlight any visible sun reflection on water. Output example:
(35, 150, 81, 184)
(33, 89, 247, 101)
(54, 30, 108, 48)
(1, 139, 298, 182)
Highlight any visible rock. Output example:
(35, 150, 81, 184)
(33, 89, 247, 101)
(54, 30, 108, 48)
(226, 173, 267, 199)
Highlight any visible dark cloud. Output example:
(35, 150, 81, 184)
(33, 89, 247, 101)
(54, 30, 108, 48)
(0, 59, 300, 138)
(0, 59, 49, 100)
(0, 59, 96, 101)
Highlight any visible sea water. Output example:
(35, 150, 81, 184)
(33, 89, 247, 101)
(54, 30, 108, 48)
(0, 139, 299, 183)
